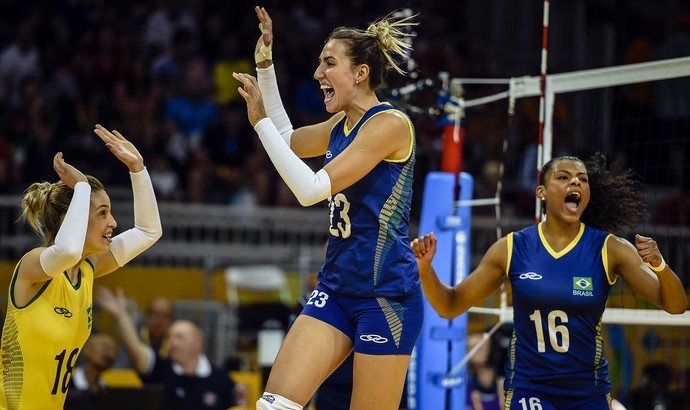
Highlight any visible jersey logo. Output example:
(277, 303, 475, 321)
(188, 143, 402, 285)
(518, 272, 542, 280)
(54, 307, 73, 318)
(325, 150, 333, 158)
(573, 276, 594, 296)
(573, 277, 592, 290)
(360, 334, 389, 344)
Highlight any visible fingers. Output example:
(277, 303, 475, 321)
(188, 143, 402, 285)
(255, 6, 272, 33)
(53, 152, 68, 175)
(94, 124, 115, 144)
(635, 233, 662, 265)
(411, 232, 436, 258)
(233, 72, 258, 86)
(53, 152, 63, 168)
(233, 72, 259, 99)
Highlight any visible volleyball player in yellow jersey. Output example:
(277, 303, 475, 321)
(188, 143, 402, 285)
(0, 125, 162, 409)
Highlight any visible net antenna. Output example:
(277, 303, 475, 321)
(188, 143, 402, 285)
(535, 0, 551, 222)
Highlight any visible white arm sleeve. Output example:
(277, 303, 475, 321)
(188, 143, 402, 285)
(110, 168, 163, 267)
(39, 181, 91, 277)
(256, 65, 293, 146)
(254, 118, 331, 206)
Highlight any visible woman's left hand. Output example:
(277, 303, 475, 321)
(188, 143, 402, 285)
(94, 124, 145, 173)
(635, 234, 664, 269)
(233, 72, 267, 126)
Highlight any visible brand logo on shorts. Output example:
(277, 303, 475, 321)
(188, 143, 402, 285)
(518, 272, 542, 280)
(54, 307, 73, 318)
(359, 334, 388, 344)
(325, 150, 333, 159)
(261, 394, 275, 404)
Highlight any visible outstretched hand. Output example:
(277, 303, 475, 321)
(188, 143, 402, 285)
(254, 6, 273, 67)
(635, 234, 664, 269)
(96, 287, 129, 316)
(233, 72, 267, 126)
(411, 232, 437, 269)
(53, 152, 87, 189)
(94, 124, 144, 173)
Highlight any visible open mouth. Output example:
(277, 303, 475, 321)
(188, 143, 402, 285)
(321, 84, 334, 103)
(564, 191, 581, 212)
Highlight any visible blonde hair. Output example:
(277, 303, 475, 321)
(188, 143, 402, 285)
(20, 175, 105, 246)
(328, 11, 418, 91)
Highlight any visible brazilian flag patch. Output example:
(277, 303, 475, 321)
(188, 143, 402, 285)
(573, 277, 593, 291)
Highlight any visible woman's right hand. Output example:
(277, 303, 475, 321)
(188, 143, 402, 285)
(254, 6, 273, 68)
(53, 152, 87, 189)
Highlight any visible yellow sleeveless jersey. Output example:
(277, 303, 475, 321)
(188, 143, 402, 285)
(0, 258, 94, 410)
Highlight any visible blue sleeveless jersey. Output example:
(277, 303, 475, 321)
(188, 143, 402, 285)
(504, 222, 614, 397)
(318, 103, 419, 297)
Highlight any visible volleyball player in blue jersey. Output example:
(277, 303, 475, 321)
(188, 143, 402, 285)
(412, 154, 687, 410)
(233, 6, 422, 410)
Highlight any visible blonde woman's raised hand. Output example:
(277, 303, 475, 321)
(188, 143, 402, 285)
(94, 124, 145, 173)
(53, 152, 87, 189)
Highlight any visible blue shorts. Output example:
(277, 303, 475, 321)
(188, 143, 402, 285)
(300, 283, 424, 355)
(506, 388, 612, 410)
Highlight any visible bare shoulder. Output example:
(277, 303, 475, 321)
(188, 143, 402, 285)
(359, 109, 412, 160)
(606, 235, 636, 257)
(363, 109, 411, 134)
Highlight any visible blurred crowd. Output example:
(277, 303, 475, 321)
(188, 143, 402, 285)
(0, 0, 687, 220)
(0, 0, 473, 208)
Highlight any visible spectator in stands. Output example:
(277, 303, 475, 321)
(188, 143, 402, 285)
(142, 0, 198, 59)
(0, 125, 162, 409)
(142, 295, 174, 358)
(0, 19, 40, 107)
(97, 287, 236, 410)
(465, 332, 505, 410)
(412, 154, 687, 410)
(64, 333, 119, 409)
(234, 7, 423, 409)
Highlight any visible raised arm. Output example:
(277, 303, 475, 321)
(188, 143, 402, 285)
(90, 125, 162, 277)
(97, 287, 153, 374)
(412, 232, 508, 319)
(608, 234, 687, 314)
(252, 6, 335, 158)
(234, 72, 409, 206)
(17, 153, 90, 286)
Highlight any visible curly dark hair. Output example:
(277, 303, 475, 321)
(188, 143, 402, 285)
(539, 153, 647, 235)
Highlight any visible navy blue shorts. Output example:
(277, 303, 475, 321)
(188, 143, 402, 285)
(300, 283, 424, 355)
(506, 388, 612, 410)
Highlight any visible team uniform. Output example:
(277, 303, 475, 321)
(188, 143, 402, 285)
(301, 103, 423, 355)
(0, 258, 94, 409)
(504, 222, 615, 409)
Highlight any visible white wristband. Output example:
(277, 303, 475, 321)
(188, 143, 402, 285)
(257, 65, 293, 146)
(646, 257, 666, 273)
(254, 118, 330, 206)
(39, 182, 91, 277)
(110, 167, 162, 266)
